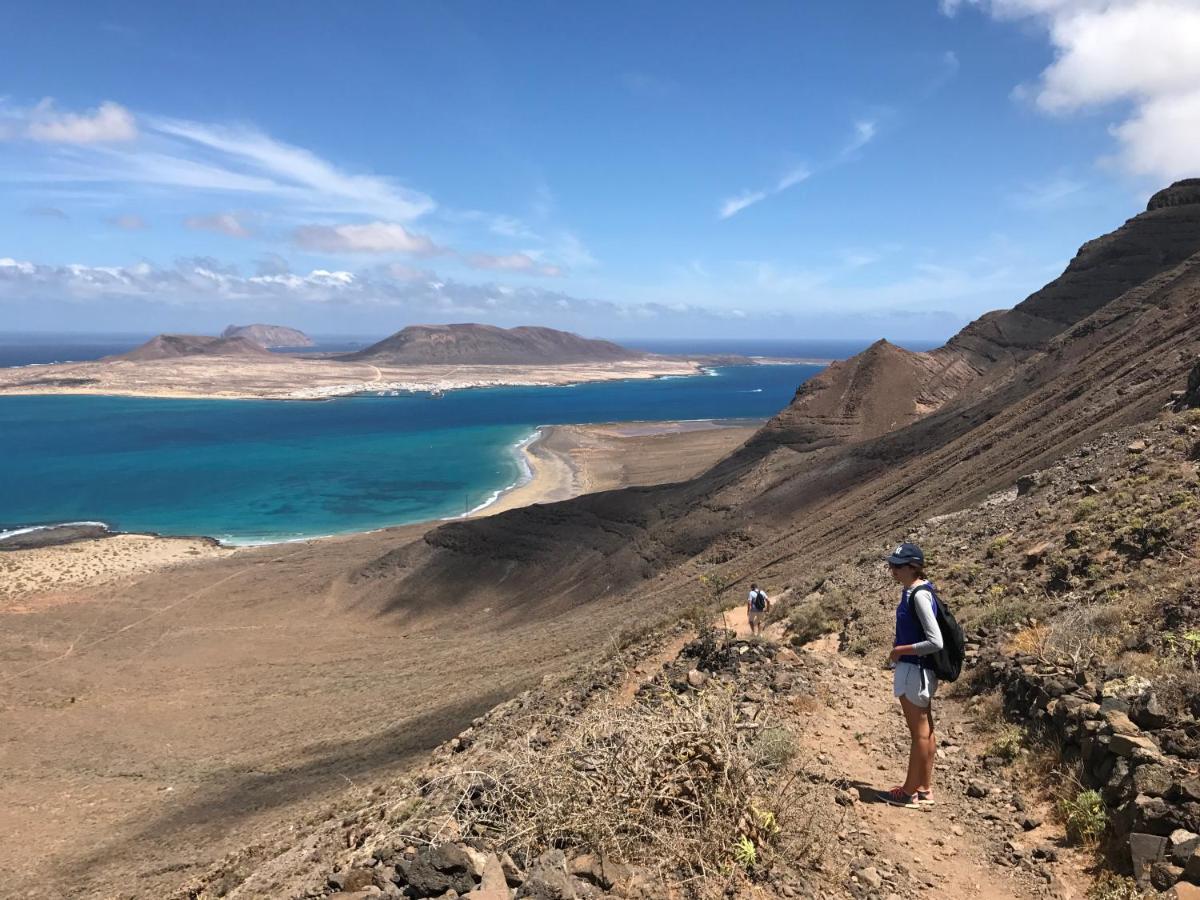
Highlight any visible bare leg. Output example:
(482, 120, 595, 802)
(899, 696, 934, 795)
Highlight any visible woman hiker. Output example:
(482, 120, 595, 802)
(880, 542, 943, 809)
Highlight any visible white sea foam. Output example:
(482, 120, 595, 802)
(0, 520, 109, 542)
(457, 426, 542, 518)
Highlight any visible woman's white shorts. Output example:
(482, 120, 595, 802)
(893, 661, 938, 708)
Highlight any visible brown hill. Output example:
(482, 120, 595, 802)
(340, 323, 644, 365)
(220, 323, 314, 348)
(114, 334, 275, 361)
(348, 181, 1200, 621)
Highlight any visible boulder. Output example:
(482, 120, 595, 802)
(1132, 692, 1171, 731)
(1134, 764, 1176, 798)
(686, 668, 708, 689)
(398, 844, 479, 896)
(1111, 732, 1162, 761)
(1170, 829, 1200, 866)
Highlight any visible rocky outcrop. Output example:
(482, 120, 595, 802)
(990, 652, 1200, 891)
(221, 323, 314, 348)
(340, 324, 643, 366)
(1149, 180, 1200, 212)
(113, 334, 275, 361)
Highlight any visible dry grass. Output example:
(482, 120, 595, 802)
(418, 685, 837, 892)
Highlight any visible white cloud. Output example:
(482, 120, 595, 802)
(718, 190, 767, 220)
(293, 221, 443, 255)
(943, 0, 1200, 181)
(0, 100, 435, 222)
(464, 252, 563, 277)
(1009, 175, 1087, 210)
(150, 116, 435, 220)
(185, 212, 251, 238)
(14, 100, 139, 143)
(840, 120, 877, 159)
(719, 120, 872, 220)
(777, 166, 811, 191)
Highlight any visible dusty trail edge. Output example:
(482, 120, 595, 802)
(612, 602, 1096, 898)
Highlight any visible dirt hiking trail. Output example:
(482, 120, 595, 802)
(791, 635, 1092, 898)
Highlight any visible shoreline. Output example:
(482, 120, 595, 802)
(0, 418, 762, 552)
(0, 419, 762, 603)
(0, 356, 829, 402)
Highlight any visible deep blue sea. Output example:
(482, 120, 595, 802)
(0, 363, 822, 544)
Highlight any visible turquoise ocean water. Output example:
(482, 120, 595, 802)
(0, 364, 820, 544)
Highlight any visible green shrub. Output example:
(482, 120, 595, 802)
(1074, 498, 1099, 521)
(1059, 789, 1106, 844)
(987, 725, 1024, 762)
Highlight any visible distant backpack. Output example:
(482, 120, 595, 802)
(918, 583, 966, 682)
(751, 590, 767, 612)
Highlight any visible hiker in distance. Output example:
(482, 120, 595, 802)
(747, 583, 770, 636)
(881, 543, 944, 809)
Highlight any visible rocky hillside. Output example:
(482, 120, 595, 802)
(221, 324, 314, 348)
(114, 334, 275, 361)
(349, 182, 1200, 626)
(168, 182, 1200, 898)
(339, 324, 644, 366)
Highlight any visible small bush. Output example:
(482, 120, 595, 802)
(1074, 498, 1099, 521)
(987, 725, 1024, 762)
(986, 535, 1010, 558)
(1059, 789, 1106, 845)
(754, 727, 796, 772)
(1086, 872, 1144, 900)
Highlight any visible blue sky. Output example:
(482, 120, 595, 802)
(1, 0, 1197, 340)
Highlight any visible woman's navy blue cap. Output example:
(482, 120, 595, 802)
(886, 542, 924, 566)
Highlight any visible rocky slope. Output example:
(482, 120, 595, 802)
(114, 333, 275, 361)
(340, 324, 643, 366)
(348, 182, 1200, 625)
(221, 324, 314, 348)
(167, 181, 1200, 898)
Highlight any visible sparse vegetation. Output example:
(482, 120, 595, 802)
(1086, 872, 1145, 900)
(1058, 789, 1107, 845)
(427, 684, 836, 882)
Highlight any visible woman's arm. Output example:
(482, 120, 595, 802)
(904, 587, 943, 656)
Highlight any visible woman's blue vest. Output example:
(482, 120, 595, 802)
(895, 582, 939, 668)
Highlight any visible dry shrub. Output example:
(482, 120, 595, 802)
(433, 685, 835, 885)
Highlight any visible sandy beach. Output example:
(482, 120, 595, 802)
(481, 419, 760, 516)
(1, 419, 758, 612)
(0, 415, 759, 897)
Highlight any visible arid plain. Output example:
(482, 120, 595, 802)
(0, 420, 756, 899)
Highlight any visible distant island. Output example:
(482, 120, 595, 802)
(341, 323, 644, 366)
(0, 323, 716, 400)
(221, 323, 315, 348)
(113, 333, 274, 361)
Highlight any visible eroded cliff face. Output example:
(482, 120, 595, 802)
(756, 183, 1200, 453)
(350, 182, 1200, 622)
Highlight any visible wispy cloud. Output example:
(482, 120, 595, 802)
(464, 252, 562, 277)
(185, 212, 252, 238)
(839, 120, 877, 160)
(718, 118, 873, 220)
(293, 221, 444, 255)
(0, 99, 435, 222)
(718, 190, 768, 220)
(1009, 175, 1087, 211)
